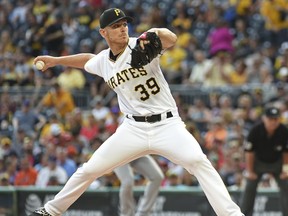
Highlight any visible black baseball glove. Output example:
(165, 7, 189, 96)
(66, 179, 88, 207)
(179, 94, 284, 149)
(130, 32, 162, 68)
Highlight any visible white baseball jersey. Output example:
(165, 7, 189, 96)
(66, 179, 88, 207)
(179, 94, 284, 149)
(84, 37, 178, 116)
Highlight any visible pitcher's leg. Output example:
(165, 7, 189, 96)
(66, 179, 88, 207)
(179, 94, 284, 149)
(114, 164, 136, 216)
(151, 118, 244, 216)
(45, 154, 109, 215)
(132, 155, 164, 216)
(191, 156, 243, 216)
(44, 121, 149, 215)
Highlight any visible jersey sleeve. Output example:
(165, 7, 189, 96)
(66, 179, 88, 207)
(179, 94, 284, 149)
(84, 51, 107, 77)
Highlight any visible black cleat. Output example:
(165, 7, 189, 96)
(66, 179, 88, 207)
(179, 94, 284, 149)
(29, 207, 52, 216)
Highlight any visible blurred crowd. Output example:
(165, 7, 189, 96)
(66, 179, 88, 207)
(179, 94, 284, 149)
(1, 0, 288, 192)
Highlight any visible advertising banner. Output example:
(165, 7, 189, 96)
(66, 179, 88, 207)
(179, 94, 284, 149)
(6, 187, 282, 216)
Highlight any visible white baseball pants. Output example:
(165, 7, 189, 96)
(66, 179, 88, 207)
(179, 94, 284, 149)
(44, 116, 244, 216)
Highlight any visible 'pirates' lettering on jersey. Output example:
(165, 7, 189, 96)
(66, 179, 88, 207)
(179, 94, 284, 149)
(84, 37, 178, 115)
(106, 67, 148, 89)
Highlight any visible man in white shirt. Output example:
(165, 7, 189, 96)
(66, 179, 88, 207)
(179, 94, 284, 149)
(35, 155, 67, 187)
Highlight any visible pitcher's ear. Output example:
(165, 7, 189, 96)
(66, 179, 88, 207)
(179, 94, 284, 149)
(99, 28, 106, 38)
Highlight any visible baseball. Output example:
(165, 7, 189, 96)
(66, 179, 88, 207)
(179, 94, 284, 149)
(35, 60, 45, 70)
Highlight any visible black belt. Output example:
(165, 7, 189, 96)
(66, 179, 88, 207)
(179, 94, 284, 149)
(131, 111, 173, 123)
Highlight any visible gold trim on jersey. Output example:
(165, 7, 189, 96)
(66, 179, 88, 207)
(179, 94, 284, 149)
(108, 43, 129, 62)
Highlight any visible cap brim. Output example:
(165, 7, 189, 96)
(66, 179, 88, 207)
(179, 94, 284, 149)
(105, 16, 133, 28)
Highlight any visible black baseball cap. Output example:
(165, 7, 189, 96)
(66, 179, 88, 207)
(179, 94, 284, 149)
(264, 107, 280, 118)
(100, 8, 133, 29)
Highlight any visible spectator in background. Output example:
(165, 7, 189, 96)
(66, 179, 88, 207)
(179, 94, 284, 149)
(185, 121, 204, 147)
(233, 0, 253, 19)
(35, 155, 67, 188)
(14, 155, 38, 186)
(22, 12, 43, 57)
(80, 137, 103, 164)
(0, 103, 14, 138)
(34, 154, 49, 172)
(229, 58, 248, 85)
(40, 123, 72, 148)
(204, 51, 235, 87)
(55, 147, 77, 178)
(80, 112, 99, 142)
(91, 98, 110, 121)
(234, 94, 258, 134)
(11, 127, 27, 158)
(188, 50, 212, 86)
(268, 82, 288, 103)
(135, 13, 153, 34)
(173, 25, 195, 50)
(0, 171, 13, 214)
(38, 67, 58, 87)
(105, 107, 122, 135)
(32, 0, 50, 24)
(274, 42, 288, 82)
(217, 94, 234, 123)
(2, 155, 18, 186)
(243, 43, 272, 81)
(277, 66, 288, 83)
(0, 173, 11, 186)
(187, 98, 211, 134)
(160, 44, 187, 84)
(232, 18, 254, 59)
(41, 12, 65, 56)
(12, 99, 46, 139)
(207, 19, 234, 57)
(164, 171, 188, 189)
(181, 169, 199, 187)
(260, 0, 288, 47)
(1, 56, 21, 87)
(61, 12, 80, 55)
(64, 109, 89, 154)
(21, 136, 36, 164)
(275, 42, 288, 69)
(0, 137, 13, 159)
(240, 106, 288, 216)
(190, 8, 211, 51)
(147, 5, 166, 28)
(171, 3, 192, 31)
(0, 90, 17, 114)
(39, 113, 64, 140)
(204, 117, 228, 170)
(220, 139, 245, 188)
(0, 30, 16, 55)
(20, 68, 39, 87)
(75, 1, 93, 28)
(37, 83, 75, 119)
(57, 67, 86, 91)
(258, 64, 273, 84)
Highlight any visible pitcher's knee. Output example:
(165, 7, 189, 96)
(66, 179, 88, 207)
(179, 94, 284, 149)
(187, 152, 208, 165)
(81, 162, 106, 177)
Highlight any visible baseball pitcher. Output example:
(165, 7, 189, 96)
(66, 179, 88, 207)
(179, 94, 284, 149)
(30, 8, 244, 216)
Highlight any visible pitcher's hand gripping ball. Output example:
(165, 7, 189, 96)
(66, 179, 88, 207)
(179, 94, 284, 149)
(35, 60, 45, 70)
(130, 32, 162, 68)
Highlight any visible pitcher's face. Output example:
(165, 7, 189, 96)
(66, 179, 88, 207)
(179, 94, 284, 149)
(101, 20, 129, 45)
